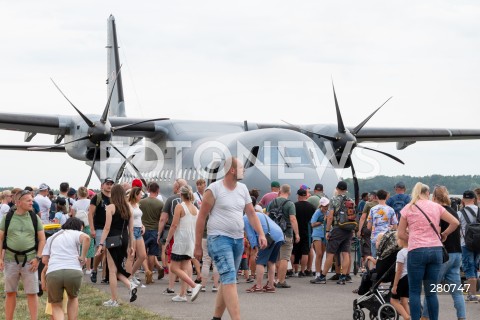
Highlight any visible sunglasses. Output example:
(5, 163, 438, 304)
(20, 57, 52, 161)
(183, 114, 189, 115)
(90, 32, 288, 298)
(18, 190, 32, 199)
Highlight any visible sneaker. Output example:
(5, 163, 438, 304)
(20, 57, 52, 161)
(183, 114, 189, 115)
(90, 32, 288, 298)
(275, 281, 291, 288)
(129, 284, 138, 302)
(157, 268, 165, 280)
(310, 275, 327, 284)
(465, 295, 479, 303)
(297, 271, 306, 278)
(190, 284, 202, 302)
(212, 286, 218, 292)
(246, 277, 254, 283)
(336, 275, 346, 285)
(328, 273, 340, 281)
(286, 270, 293, 277)
(162, 288, 175, 295)
(304, 270, 312, 277)
(263, 284, 276, 293)
(171, 295, 187, 302)
(90, 271, 97, 283)
(200, 286, 206, 292)
(130, 277, 140, 288)
(85, 270, 92, 275)
(103, 299, 120, 307)
(145, 270, 153, 284)
(101, 278, 109, 284)
(345, 274, 353, 283)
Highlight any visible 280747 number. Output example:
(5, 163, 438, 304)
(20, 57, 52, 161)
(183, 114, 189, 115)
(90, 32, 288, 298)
(430, 283, 470, 293)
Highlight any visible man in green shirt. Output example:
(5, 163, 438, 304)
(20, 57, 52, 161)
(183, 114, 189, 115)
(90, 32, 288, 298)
(0, 190, 46, 320)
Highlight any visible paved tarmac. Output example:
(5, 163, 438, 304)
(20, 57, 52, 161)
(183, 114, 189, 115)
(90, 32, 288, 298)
(87, 271, 479, 320)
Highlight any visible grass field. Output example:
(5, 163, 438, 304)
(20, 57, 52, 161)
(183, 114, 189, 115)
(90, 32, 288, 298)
(0, 276, 171, 320)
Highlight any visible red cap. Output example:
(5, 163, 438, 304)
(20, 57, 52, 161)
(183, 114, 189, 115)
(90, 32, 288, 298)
(132, 178, 143, 188)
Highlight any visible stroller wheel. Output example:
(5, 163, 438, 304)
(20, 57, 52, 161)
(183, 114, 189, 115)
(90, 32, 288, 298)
(353, 309, 365, 320)
(369, 311, 377, 320)
(377, 303, 398, 320)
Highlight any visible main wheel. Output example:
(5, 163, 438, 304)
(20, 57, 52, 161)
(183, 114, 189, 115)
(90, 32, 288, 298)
(353, 309, 365, 320)
(378, 304, 398, 320)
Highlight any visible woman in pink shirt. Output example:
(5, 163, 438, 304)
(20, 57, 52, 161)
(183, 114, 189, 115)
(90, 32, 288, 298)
(397, 182, 459, 320)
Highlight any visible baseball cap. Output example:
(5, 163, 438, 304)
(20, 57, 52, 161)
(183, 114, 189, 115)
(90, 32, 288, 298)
(297, 188, 307, 196)
(67, 188, 76, 196)
(395, 182, 406, 189)
(300, 184, 310, 190)
(314, 183, 323, 191)
(88, 189, 96, 197)
(319, 197, 330, 207)
(336, 181, 348, 191)
(38, 183, 49, 191)
(271, 181, 280, 188)
(132, 178, 143, 188)
(103, 177, 114, 184)
(463, 190, 476, 199)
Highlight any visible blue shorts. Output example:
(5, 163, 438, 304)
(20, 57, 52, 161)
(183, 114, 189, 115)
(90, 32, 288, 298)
(207, 235, 244, 285)
(462, 245, 480, 279)
(256, 242, 282, 266)
(95, 229, 104, 249)
(133, 227, 142, 240)
(143, 230, 160, 257)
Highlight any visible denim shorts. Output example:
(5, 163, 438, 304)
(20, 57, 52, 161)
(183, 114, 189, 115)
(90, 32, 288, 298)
(133, 227, 142, 240)
(95, 229, 104, 249)
(207, 235, 244, 285)
(256, 241, 282, 266)
(143, 230, 160, 256)
(461, 245, 480, 279)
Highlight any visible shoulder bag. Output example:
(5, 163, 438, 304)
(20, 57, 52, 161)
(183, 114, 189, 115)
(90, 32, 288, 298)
(262, 214, 275, 248)
(105, 219, 125, 249)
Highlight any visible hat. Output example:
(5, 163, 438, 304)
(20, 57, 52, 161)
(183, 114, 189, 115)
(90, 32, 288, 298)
(336, 181, 348, 191)
(300, 184, 310, 190)
(132, 178, 143, 188)
(463, 190, 476, 199)
(38, 183, 49, 191)
(55, 197, 66, 206)
(67, 188, 76, 196)
(297, 188, 307, 196)
(395, 181, 406, 189)
(103, 177, 114, 184)
(319, 197, 330, 207)
(314, 183, 323, 191)
(271, 181, 280, 188)
(88, 189, 96, 197)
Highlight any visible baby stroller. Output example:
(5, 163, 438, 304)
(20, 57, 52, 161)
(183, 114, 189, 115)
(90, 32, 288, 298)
(353, 231, 400, 320)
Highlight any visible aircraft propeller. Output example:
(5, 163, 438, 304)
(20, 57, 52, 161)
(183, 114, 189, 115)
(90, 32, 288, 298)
(30, 68, 168, 188)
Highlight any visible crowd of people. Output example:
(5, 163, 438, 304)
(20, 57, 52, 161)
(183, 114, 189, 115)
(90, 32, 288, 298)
(0, 157, 479, 320)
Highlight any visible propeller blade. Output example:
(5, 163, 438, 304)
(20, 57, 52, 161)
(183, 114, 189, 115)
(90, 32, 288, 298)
(350, 159, 359, 205)
(351, 96, 393, 135)
(111, 118, 169, 132)
(281, 120, 336, 141)
(332, 82, 346, 133)
(28, 135, 90, 150)
(356, 145, 405, 165)
(108, 142, 147, 186)
(101, 64, 123, 123)
(85, 146, 98, 188)
(50, 78, 95, 127)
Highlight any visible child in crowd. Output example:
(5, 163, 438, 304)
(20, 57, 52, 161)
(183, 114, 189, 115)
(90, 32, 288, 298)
(53, 197, 68, 225)
(240, 237, 252, 282)
(390, 237, 410, 320)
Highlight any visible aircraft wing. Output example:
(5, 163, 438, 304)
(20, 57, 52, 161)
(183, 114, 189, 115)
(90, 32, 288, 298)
(0, 145, 65, 152)
(0, 112, 70, 136)
(353, 127, 480, 143)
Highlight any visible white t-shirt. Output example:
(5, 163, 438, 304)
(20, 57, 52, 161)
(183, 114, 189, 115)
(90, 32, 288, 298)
(206, 180, 252, 239)
(396, 248, 408, 278)
(72, 198, 91, 227)
(0, 204, 10, 221)
(55, 212, 68, 226)
(130, 203, 143, 228)
(34, 194, 52, 224)
(42, 230, 84, 273)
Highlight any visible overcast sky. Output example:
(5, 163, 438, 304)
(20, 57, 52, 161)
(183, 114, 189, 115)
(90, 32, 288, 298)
(1, 1, 479, 190)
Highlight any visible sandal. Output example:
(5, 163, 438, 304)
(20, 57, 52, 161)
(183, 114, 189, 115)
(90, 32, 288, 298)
(245, 285, 263, 293)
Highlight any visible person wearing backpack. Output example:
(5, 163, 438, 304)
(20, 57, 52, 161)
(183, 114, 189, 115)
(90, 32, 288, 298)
(457, 190, 480, 303)
(266, 184, 299, 288)
(386, 182, 411, 220)
(0, 190, 46, 320)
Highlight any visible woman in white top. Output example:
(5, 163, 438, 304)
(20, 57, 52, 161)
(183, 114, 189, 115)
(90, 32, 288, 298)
(126, 187, 147, 281)
(42, 217, 90, 320)
(165, 185, 202, 302)
(0, 190, 12, 221)
(71, 187, 95, 274)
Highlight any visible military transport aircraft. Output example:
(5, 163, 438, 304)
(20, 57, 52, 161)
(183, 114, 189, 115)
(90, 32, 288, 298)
(1, 15, 480, 202)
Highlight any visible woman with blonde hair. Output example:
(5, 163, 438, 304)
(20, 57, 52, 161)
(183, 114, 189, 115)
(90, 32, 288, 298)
(397, 182, 459, 320)
(165, 185, 202, 302)
(96, 184, 137, 307)
(0, 190, 12, 220)
(126, 187, 147, 284)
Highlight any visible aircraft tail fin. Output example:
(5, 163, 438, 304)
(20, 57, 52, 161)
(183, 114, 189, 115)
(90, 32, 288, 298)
(106, 15, 126, 117)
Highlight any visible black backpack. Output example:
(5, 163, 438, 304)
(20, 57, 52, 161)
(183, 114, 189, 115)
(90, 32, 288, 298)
(268, 199, 292, 232)
(461, 207, 480, 253)
(3, 209, 39, 266)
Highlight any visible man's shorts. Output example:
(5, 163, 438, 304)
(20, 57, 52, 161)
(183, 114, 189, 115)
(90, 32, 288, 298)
(278, 236, 293, 261)
(257, 241, 282, 266)
(4, 261, 39, 294)
(95, 229, 104, 249)
(461, 245, 480, 279)
(207, 235, 243, 285)
(143, 230, 160, 257)
(326, 228, 353, 254)
(46, 269, 83, 303)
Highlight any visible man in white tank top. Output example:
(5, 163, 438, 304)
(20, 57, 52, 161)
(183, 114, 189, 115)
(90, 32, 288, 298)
(194, 157, 267, 320)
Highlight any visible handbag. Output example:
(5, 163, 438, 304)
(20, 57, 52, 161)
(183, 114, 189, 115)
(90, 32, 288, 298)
(105, 219, 125, 249)
(414, 204, 449, 263)
(262, 214, 275, 248)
